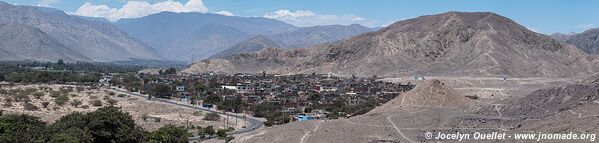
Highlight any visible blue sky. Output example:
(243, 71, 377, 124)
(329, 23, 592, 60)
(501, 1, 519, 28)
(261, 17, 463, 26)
(3, 0, 599, 34)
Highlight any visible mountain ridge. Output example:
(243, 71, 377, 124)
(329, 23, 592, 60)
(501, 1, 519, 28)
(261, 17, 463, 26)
(0, 3, 163, 62)
(184, 11, 598, 78)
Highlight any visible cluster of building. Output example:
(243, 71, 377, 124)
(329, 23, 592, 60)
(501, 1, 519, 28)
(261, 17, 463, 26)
(128, 72, 414, 121)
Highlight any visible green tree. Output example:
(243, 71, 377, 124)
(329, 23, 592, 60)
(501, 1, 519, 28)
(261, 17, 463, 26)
(151, 84, 173, 98)
(0, 114, 46, 143)
(216, 129, 228, 138)
(203, 126, 215, 135)
(47, 133, 80, 143)
(46, 112, 93, 143)
(203, 112, 220, 121)
(85, 106, 145, 143)
(203, 94, 221, 104)
(193, 82, 206, 92)
(146, 125, 190, 143)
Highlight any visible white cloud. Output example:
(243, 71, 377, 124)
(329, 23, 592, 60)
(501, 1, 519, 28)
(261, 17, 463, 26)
(75, 0, 208, 21)
(37, 0, 58, 7)
(264, 9, 376, 27)
(215, 10, 233, 16)
(575, 24, 596, 29)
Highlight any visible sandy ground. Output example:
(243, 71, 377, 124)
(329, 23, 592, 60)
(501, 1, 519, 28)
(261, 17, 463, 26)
(0, 84, 244, 131)
(382, 76, 581, 99)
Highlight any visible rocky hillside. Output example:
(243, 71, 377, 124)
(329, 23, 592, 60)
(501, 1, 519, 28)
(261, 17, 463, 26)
(565, 28, 599, 54)
(210, 35, 280, 59)
(267, 24, 374, 48)
(371, 79, 470, 113)
(550, 32, 575, 42)
(185, 12, 598, 78)
(0, 3, 163, 62)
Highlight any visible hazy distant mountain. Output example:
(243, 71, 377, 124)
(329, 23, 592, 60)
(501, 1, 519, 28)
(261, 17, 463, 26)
(0, 22, 90, 61)
(267, 24, 374, 48)
(116, 12, 375, 62)
(185, 12, 598, 78)
(210, 24, 374, 59)
(0, 2, 163, 62)
(550, 32, 575, 42)
(564, 28, 599, 54)
(115, 12, 298, 61)
(210, 35, 280, 59)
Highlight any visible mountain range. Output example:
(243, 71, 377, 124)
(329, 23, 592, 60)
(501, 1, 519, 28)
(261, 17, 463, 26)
(552, 29, 599, 54)
(115, 12, 375, 62)
(184, 12, 599, 78)
(0, 2, 163, 62)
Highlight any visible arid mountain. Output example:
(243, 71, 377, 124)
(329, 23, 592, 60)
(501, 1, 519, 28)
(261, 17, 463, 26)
(185, 12, 598, 78)
(0, 3, 163, 62)
(550, 32, 575, 42)
(267, 24, 374, 48)
(0, 22, 90, 61)
(565, 28, 599, 54)
(115, 12, 297, 61)
(116, 12, 374, 62)
(210, 35, 280, 59)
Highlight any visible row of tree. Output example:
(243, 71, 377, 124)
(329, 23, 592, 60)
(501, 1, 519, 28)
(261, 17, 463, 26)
(4, 71, 101, 84)
(0, 106, 190, 143)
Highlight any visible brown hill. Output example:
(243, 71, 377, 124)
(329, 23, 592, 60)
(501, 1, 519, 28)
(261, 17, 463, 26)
(371, 79, 470, 113)
(184, 12, 598, 78)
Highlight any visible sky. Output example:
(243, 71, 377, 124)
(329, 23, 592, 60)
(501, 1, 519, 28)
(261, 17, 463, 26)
(3, 0, 599, 34)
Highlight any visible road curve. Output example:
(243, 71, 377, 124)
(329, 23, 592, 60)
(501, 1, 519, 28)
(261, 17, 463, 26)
(110, 88, 263, 141)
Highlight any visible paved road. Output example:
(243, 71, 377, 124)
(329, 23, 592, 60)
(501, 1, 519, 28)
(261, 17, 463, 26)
(110, 89, 263, 141)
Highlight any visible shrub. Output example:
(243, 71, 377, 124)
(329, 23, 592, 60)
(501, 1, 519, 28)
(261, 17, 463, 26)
(22, 88, 38, 95)
(14, 93, 30, 103)
(90, 100, 102, 107)
(76, 86, 85, 92)
(216, 129, 228, 138)
(71, 100, 83, 107)
(107, 98, 118, 106)
(59, 87, 73, 94)
(55, 95, 69, 106)
(465, 95, 479, 100)
(0, 88, 8, 94)
(32, 92, 44, 99)
(42, 102, 50, 108)
(203, 112, 220, 121)
(50, 91, 61, 98)
(141, 114, 148, 121)
(193, 111, 202, 116)
(24, 103, 39, 111)
(3, 98, 13, 107)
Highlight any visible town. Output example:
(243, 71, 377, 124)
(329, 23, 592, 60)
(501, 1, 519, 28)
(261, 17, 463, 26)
(105, 68, 415, 126)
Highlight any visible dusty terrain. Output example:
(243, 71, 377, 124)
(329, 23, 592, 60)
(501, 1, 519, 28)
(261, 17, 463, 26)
(232, 78, 599, 143)
(0, 84, 243, 131)
(382, 76, 581, 99)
